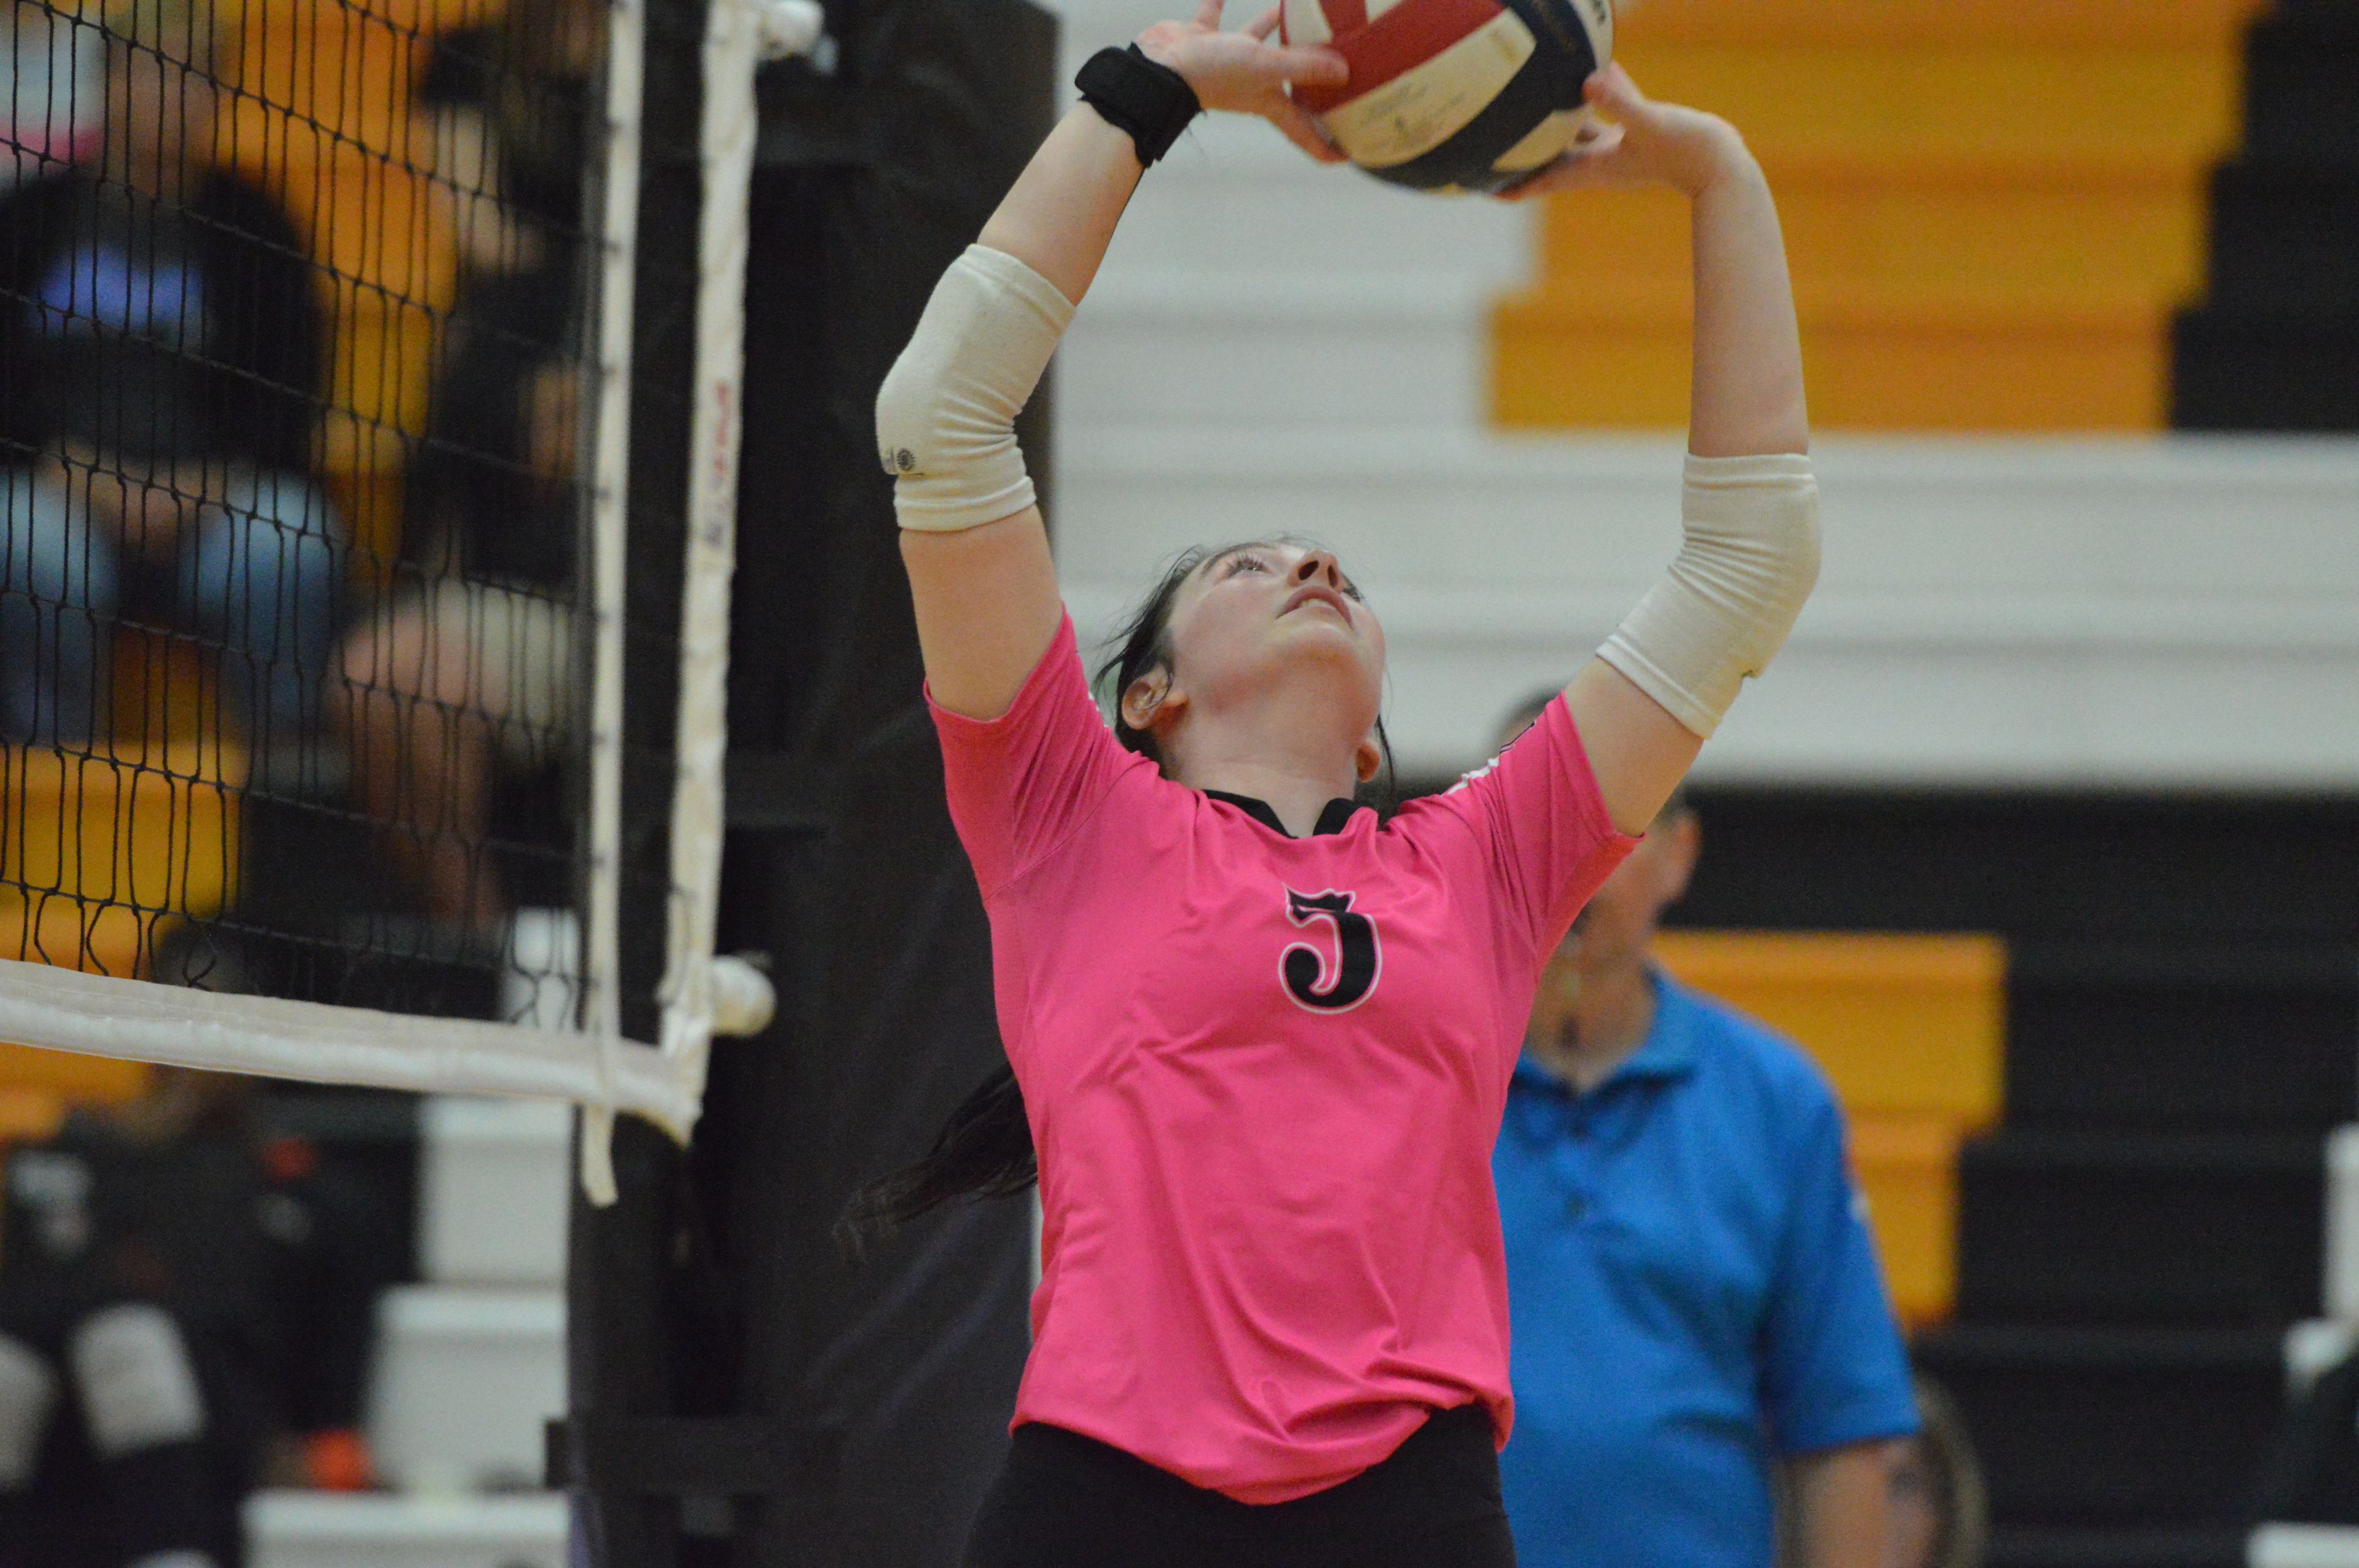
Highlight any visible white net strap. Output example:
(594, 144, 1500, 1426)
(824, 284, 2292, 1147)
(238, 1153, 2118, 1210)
(576, 0, 654, 1204)
(655, 0, 765, 1112)
(0, 956, 698, 1133)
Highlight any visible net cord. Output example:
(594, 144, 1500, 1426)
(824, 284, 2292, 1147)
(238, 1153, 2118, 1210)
(0, 955, 699, 1129)
(578, 0, 653, 1204)
(651, 0, 759, 1137)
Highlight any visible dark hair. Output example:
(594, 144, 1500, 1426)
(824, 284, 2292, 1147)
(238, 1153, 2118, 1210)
(842, 541, 1394, 1239)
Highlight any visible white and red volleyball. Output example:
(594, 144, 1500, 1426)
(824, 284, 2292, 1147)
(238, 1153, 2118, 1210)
(1281, 0, 1613, 192)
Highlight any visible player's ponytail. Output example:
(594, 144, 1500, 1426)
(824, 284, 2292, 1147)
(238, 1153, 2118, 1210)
(837, 559, 1208, 1242)
(838, 1063, 1036, 1241)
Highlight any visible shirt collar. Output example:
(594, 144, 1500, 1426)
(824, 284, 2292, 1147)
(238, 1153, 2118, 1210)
(1512, 969, 1699, 1098)
(1204, 789, 1363, 838)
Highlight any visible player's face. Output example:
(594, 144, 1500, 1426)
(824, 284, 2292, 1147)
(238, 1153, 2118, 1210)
(1164, 540, 1387, 729)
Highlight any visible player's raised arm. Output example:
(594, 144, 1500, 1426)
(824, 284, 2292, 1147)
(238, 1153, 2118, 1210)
(1505, 66, 1819, 835)
(881, 2, 1345, 721)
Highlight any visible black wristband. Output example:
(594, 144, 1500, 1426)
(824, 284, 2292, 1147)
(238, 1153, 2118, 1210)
(1075, 44, 1202, 167)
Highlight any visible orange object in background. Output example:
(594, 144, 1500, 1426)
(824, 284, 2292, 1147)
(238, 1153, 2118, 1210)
(302, 1428, 377, 1492)
(1653, 932, 2006, 1130)
(1492, 0, 2264, 431)
(1846, 1113, 1965, 1331)
(1651, 931, 2007, 1326)
(0, 1082, 74, 1145)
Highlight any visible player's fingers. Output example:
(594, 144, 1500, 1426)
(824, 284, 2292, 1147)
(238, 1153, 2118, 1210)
(1582, 63, 1651, 123)
(1272, 98, 1347, 162)
(1495, 131, 1625, 199)
(1193, 0, 1226, 32)
(1245, 3, 1281, 39)
(1252, 42, 1348, 87)
(1497, 163, 1570, 200)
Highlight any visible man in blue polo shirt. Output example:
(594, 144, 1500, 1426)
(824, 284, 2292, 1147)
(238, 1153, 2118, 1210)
(1493, 715, 1920, 1568)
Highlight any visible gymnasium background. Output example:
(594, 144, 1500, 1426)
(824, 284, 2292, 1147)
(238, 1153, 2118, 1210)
(3, 0, 2357, 1566)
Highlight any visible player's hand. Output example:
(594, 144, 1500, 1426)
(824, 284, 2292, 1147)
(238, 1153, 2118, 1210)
(1497, 64, 1755, 201)
(1138, 0, 1350, 165)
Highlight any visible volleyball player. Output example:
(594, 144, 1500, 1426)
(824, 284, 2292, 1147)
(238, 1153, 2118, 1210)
(867, 4, 1819, 1561)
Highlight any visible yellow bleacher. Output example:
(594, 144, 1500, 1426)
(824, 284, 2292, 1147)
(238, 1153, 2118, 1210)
(1493, 0, 2262, 431)
(1651, 931, 2007, 1326)
(1, 627, 243, 1128)
(221, 0, 485, 572)
(1, 735, 244, 981)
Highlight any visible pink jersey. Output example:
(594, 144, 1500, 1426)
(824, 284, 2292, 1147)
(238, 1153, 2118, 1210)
(930, 616, 1633, 1504)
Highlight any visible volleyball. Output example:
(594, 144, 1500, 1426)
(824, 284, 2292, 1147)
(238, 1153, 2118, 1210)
(1281, 0, 1613, 192)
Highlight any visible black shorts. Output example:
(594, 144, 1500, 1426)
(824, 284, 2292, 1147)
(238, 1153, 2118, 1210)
(961, 1403, 1518, 1568)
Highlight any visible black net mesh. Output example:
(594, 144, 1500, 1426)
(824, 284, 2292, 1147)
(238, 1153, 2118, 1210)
(2, 0, 602, 1024)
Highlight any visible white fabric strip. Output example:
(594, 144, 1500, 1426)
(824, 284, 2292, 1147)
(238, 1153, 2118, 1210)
(579, 0, 652, 1204)
(1597, 451, 1821, 738)
(653, 0, 762, 1118)
(0, 958, 700, 1136)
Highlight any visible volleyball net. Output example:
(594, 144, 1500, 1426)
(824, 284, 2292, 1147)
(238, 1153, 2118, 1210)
(0, 0, 797, 1192)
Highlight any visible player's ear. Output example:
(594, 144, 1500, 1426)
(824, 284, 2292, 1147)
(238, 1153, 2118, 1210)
(1121, 669, 1184, 733)
(1354, 731, 1382, 784)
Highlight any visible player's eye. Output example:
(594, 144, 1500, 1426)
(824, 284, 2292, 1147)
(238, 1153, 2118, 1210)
(1339, 579, 1364, 602)
(1226, 553, 1270, 576)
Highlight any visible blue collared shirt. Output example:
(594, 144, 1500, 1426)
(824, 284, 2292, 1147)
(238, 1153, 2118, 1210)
(1494, 971, 1920, 1568)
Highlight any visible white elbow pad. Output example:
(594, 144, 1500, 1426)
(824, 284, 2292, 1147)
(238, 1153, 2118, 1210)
(1597, 452, 1821, 738)
(875, 244, 1074, 532)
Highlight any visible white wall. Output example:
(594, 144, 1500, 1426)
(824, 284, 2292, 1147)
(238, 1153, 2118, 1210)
(1060, 430, 2359, 786)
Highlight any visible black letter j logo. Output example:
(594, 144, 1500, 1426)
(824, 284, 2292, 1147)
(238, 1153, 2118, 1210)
(1281, 889, 1382, 1013)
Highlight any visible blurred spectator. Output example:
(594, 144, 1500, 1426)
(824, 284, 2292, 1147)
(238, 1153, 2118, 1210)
(334, 284, 579, 941)
(415, 0, 600, 277)
(0, 0, 337, 748)
(1491, 694, 1922, 1568)
(332, 6, 595, 942)
(0, 1069, 388, 1568)
(0, 0, 319, 472)
(1, 372, 341, 747)
(2, 0, 104, 194)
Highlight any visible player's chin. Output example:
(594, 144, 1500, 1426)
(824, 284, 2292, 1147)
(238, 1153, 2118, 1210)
(1272, 615, 1387, 693)
(1273, 604, 1367, 653)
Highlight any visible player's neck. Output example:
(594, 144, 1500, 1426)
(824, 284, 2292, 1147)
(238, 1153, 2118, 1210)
(1172, 703, 1364, 838)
